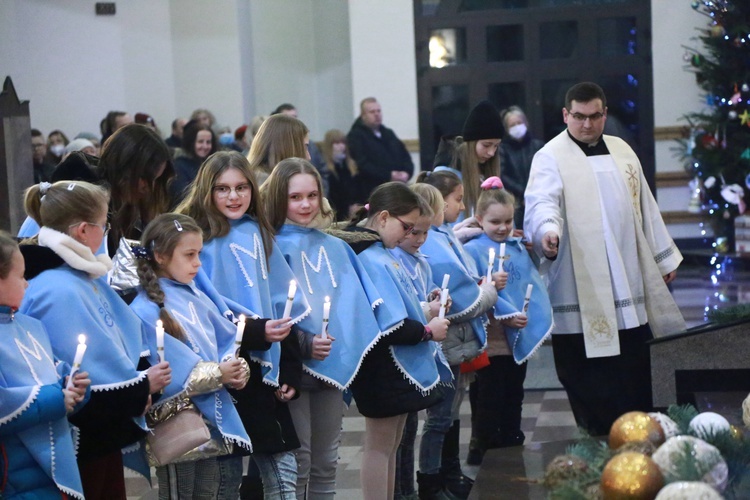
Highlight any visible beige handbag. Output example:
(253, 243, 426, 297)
(146, 405, 211, 467)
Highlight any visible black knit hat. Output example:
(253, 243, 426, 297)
(461, 101, 503, 142)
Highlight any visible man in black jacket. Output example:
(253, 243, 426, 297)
(347, 97, 414, 202)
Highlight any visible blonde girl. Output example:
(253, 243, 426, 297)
(20, 180, 171, 499)
(263, 158, 390, 499)
(246, 114, 311, 184)
(176, 151, 309, 499)
(130, 214, 252, 499)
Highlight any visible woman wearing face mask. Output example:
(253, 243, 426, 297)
(46, 129, 69, 165)
(498, 106, 544, 228)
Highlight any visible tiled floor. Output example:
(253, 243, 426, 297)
(125, 262, 750, 498)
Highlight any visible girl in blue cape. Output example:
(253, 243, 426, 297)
(130, 214, 253, 498)
(334, 182, 450, 500)
(262, 158, 391, 498)
(412, 171, 499, 498)
(388, 200, 451, 500)
(175, 151, 304, 499)
(0, 232, 90, 499)
(19, 181, 172, 499)
(463, 177, 553, 464)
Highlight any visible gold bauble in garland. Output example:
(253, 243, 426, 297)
(600, 452, 664, 500)
(609, 412, 665, 450)
(543, 454, 589, 488)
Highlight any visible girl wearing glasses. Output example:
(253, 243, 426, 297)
(261, 157, 393, 499)
(339, 182, 450, 500)
(414, 170, 499, 499)
(19, 180, 172, 499)
(176, 151, 308, 499)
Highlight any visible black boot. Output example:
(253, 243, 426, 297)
(466, 437, 485, 466)
(440, 420, 474, 499)
(417, 472, 457, 500)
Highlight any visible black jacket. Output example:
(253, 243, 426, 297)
(333, 227, 442, 418)
(498, 134, 544, 201)
(169, 155, 202, 207)
(229, 319, 303, 454)
(347, 118, 413, 203)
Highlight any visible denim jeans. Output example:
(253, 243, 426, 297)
(253, 451, 298, 499)
(216, 456, 243, 500)
(418, 366, 460, 474)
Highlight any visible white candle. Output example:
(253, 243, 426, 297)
(487, 247, 495, 281)
(438, 288, 449, 319)
(522, 284, 533, 313)
(282, 280, 297, 320)
(156, 319, 165, 363)
(499, 243, 506, 271)
(67, 334, 87, 389)
(321, 296, 331, 339)
(234, 314, 246, 356)
(441, 274, 450, 290)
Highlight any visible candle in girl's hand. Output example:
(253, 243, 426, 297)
(438, 288, 449, 319)
(487, 247, 496, 281)
(282, 280, 297, 320)
(156, 320, 165, 363)
(235, 314, 246, 356)
(321, 296, 331, 340)
(499, 243, 506, 271)
(67, 334, 87, 389)
(441, 274, 450, 290)
(522, 284, 533, 313)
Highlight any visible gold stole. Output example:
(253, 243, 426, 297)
(550, 132, 685, 358)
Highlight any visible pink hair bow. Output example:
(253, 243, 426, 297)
(481, 176, 504, 190)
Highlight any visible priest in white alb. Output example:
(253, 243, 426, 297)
(524, 82, 686, 436)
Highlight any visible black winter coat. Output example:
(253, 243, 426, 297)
(347, 118, 413, 203)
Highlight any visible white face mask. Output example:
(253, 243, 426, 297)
(50, 143, 65, 157)
(508, 123, 527, 141)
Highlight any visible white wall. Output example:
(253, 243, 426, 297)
(0, 0, 176, 137)
(348, 0, 420, 168)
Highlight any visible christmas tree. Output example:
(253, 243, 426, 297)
(680, 0, 750, 248)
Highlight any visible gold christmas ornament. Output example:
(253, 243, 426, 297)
(600, 452, 663, 499)
(609, 412, 666, 450)
(543, 454, 589, 488)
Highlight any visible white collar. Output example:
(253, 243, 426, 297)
(38, 227, 113, 278)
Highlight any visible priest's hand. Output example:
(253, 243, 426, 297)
(265, 317, 292, 343)
(663, 270, 677, 284)
(542, 231, 559, 259)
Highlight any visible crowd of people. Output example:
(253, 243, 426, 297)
(2, 82, 685, 500)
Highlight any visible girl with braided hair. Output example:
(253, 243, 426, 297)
(129, 213, 252, 498)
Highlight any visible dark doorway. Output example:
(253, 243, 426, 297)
(413, 0, 655, 189)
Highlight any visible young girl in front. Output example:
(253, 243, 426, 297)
(463, 177, 553, 463)
(414, 170, 499, 499)
(130, 214, 252, 499)
(334, 182, 450, 500)
(262, 157, 390, 499)
(0, 231, 90, 499)
(176, 151, 308, 499)
(19, 181, 172, 499)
